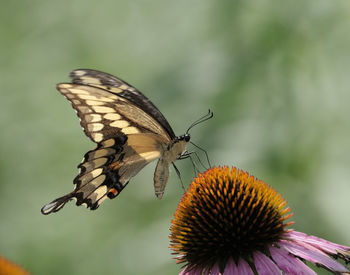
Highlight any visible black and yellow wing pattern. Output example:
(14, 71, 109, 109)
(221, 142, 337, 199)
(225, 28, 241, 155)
(41, 69, 190, 215)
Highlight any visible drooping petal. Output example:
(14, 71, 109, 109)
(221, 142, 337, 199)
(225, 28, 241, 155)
(253, 251, 281, 275)
(223, 258, 238, 275)
(203, 267, 211, 275)
(179, 267, 191, 275)
(236, 258, 254, 275)
(210, 262, 221, 275)
(279, 239, 349, 273)
(180, 266, 203, 275)
(269, 246, 316, 275)
(284, 230, 350, 262)
(179, 267, 190, 275)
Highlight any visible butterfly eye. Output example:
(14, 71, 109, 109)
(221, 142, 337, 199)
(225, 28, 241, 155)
(184, 134, 190, 142)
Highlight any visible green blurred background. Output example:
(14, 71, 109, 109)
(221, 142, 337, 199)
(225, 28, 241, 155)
(1, 1, 350, 274)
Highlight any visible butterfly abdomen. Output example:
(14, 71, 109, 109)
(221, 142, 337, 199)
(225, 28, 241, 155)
(153, 138, 189, 199)
(154, 158, 170, 199)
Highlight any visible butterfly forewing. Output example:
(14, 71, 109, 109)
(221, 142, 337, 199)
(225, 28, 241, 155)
(57, 83, 171, 143)
(70, 69, 175, 139)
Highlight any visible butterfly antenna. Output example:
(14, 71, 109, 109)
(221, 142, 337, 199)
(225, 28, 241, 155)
(190, 141, 211, 168)
(186, 109, 213, 134)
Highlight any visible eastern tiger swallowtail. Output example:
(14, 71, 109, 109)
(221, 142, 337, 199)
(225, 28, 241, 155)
(41, 69, 212, 215)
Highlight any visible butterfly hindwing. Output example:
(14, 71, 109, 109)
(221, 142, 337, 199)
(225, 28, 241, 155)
(76, 133, 166, 205)
(41, 133, 165, 214)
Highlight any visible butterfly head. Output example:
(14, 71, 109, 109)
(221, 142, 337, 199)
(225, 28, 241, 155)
(171, 134, 190, 150)
(171, 110, 213, 160)
(178, 133, 191, 143)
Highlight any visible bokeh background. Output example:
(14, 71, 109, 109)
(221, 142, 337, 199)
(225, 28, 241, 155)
(1, 1, 350, 274)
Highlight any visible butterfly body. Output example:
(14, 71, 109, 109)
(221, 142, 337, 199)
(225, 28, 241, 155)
(154, 134, 190, 198)
(41, 69, 190, 215)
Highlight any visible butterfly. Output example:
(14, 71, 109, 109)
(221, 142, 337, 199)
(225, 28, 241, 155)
(41, 69, 212, 215)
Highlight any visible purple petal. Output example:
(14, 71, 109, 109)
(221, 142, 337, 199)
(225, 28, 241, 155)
(279, 239, 349, 273)
(179, 267, 188, 275)
(180, 266, 204, 275)
(269, 246, 316, 275)
(284, 230, 350, 261)
(236, 258, 254, 275)
(253, 251, 281, 275)
(203, 267, 211, 275)
(223, 258, 237, 275)
(210, 262, 221, 275)
(179, 267, 191, 275)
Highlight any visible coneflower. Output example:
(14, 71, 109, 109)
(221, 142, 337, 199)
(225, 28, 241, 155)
(170, 166, 350, 274)
(0, 255, 30, 275)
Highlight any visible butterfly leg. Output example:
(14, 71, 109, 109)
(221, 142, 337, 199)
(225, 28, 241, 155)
(172, 163, 186, 193)
(190, 141, 211, 168)
(178, 152, 198, 175)
(180, 151, 209, 173)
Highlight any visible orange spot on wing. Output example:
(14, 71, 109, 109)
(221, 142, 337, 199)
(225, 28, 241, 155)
(110, 161, 123, 170)
(109, 188, 118, 196)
